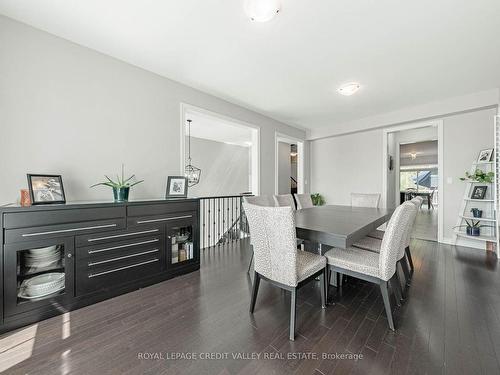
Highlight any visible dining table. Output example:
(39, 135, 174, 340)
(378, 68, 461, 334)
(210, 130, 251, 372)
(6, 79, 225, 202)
(295, 205, 394, 251)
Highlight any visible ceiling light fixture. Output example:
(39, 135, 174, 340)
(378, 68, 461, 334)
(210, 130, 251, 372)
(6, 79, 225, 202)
(410, 152, 417, 160)
(244, 0, 281, 22)
(338, 82, 361, 96)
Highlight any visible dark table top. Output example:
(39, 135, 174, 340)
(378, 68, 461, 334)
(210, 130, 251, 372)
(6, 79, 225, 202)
(295, 205, 393, 249)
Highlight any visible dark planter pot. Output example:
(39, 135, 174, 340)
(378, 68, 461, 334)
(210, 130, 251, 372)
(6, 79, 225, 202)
(113, 187, 130, 202)
(471, 208, 483, 218)
(466, 226, 480, 236)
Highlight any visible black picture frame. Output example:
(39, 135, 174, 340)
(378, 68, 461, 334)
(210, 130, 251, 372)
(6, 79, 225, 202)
(477, 148, 494, 163)
(471, 185, 487, 200)
(27, 174, 66, 205)
(166, 176, 188, 199)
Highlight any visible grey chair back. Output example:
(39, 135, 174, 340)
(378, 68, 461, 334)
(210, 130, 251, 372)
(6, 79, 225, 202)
(243, 203, 299, 286)
(294, 194, 313, 210)
(243, 195, 275, 207)
(273, 194, 296, 209)
(378, 202, 415, 280)
(351, 193, 381, 208)
(400, 202, 418, 256)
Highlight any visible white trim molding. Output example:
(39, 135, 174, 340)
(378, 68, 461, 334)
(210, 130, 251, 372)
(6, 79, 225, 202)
(274, 132, 305, 195)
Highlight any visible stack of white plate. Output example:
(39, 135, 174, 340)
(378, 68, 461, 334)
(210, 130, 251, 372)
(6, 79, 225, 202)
(18, 272, 65, 299)
(24, 245, 61, 269)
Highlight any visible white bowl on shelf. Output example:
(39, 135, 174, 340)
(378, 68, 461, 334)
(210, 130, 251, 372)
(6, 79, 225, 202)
(27, 245, 58, 255)
(20, 272, 65, 297)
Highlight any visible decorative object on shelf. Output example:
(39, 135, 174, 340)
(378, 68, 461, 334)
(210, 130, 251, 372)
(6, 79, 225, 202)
(27, 174, 66, 205)
(20, 189, 31, 207)
(471, 208, 483, 218)
(91, 164, 143, 202)
(471, 186, 487, 200)
(166, 176, 188, 198)
(184, 119, 201, 187)
(311, 193, 325, 206)
(459, 169, 494, 183)
(477, 148, 494, 162)
(454, 219, 493, 237)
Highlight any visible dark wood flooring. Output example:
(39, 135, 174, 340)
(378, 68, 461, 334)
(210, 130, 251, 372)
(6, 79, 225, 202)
(1, 239, 499, 375)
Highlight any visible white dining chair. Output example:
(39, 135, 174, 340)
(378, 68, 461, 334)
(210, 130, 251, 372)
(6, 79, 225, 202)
(243, 203, 327, 341)
(294, 194, 313, 210)
(243, 195, 275, 273)
(273, 194, 296, 209)
(351, 193, 381, 208)
(324, 202, 415, 330)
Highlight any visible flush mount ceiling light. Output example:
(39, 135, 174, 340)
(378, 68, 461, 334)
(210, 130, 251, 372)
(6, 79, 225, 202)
(244, 0, 281, 22)
(338, 82, 361, 96)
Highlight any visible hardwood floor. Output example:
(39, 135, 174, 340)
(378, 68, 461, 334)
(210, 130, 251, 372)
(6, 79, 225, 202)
(1, 239, 499, 374)
(412, 207, 438, 242)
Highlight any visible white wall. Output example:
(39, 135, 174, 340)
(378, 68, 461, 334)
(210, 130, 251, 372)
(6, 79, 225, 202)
(311, 107, 496, 249)
(277, 142, 291, 194)
(0, 16, 306, 204)
(185, 137, 249, 197)
(311, 129, 383, 205)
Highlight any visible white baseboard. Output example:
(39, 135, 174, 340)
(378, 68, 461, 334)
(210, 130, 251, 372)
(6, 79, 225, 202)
(441, 236, 486, 250)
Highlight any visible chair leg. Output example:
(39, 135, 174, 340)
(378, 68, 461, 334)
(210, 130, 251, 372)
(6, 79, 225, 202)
(249, 272, 260, 313)
(394, 268, 406, 301)
(320, 268, 327, 308)
(247, 251, 254, 273)
(400, 257, 411, 287)
(390, 274, 403, 306)
(337, 272, 343, 297)
(289, 288, 297, 341)
(405, 246, 414, 275)
(380, 281, 395, 331)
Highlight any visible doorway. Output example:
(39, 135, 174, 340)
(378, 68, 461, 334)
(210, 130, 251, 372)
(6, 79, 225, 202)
(275, 133, 305, 195)
(383, 121, 443, 242)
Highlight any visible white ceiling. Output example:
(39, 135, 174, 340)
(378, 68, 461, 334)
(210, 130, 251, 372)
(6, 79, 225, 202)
(187, 110, 253, 147)
(1, 0, 499, 130)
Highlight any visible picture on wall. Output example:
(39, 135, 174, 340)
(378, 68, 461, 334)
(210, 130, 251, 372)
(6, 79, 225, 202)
(471, 185, 487, 200)
(477, 148, 494, 162)
(166, 176, 188, 198)
(27, 174, 66, 205)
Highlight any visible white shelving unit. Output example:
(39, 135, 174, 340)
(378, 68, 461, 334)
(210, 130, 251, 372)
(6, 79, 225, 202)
(495, 116, 500, 254)
(454, 151, 497, 250)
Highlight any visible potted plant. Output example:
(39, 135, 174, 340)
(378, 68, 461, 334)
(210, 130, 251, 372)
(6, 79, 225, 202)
(471, 208, 483, 218)
(460, 169, 494, 183)
(91, 165, 144, 202)
(454, 219, 492, 237)
(311, 193, 325, 206)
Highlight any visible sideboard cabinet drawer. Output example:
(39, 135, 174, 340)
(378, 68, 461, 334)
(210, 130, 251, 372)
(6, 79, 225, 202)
(127, 201, 198, 218)
(3, 207, 126, 229)
(4, 219, 126, 244)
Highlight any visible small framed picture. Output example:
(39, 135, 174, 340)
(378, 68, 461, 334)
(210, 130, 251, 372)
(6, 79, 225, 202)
(477, 149, 493, 163)
(27, 174, 66, 205)
(166, 176, 188, 198)
(471, 185, 487, 200)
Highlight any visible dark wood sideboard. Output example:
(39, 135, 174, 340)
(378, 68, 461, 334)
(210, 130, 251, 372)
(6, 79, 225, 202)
(0, 198, 200, 333)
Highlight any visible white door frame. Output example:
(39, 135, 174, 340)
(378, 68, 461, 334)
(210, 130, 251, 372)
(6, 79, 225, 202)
(180, 103, 261, 195)
(274, 132, 305, 195)
(382, 120, 444, 243)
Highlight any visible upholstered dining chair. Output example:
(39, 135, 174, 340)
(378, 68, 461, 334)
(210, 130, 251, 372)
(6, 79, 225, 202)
(243, 203, 327, 341)
(273, 194, 296, 209)
(294, 193, 313, 210)
(324, 202, 415, 330)
(351, 193, 381, 208)
(352, 202, 418, 296)
(243, 195, 275, 273)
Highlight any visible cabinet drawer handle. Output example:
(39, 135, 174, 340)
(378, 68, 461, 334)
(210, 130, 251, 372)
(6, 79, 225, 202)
(136, 215, 192, 224)
(88, 239, 159, 254)
(22, 223, 118, 237)
(87, 229, 160, 242)
(88, 249, 159, 266)
(88, 259, 159, 278)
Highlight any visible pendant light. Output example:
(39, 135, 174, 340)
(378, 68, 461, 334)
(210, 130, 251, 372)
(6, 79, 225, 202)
(185, 119, 201, 187)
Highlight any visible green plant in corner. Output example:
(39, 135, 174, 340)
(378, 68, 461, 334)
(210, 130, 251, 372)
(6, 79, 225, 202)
(91, 164, 144, 202)
(459, 169, 494, 183)
(311, 193, 325, 206)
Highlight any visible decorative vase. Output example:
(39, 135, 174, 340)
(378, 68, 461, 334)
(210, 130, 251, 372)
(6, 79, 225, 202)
(20, 189, 31, 207)
(471, 208, 483, 218)
(466, 226, 480, 236)
(113, 187, 130, 202)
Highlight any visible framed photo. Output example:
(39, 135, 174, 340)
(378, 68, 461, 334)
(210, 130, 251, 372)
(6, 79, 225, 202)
(27, 174, 66, 205)
(471, 185, 487, 200)
(477, 149, 493, 163)
(166, 176, 188, 198)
